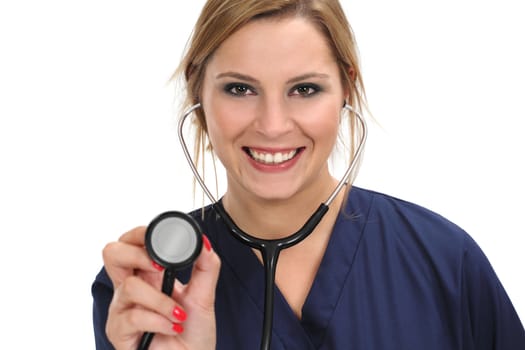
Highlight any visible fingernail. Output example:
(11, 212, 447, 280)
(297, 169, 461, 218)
(152, 261, 164, 271)
(172, 306, 187, 322)
(202, 234, 212, 252)
(172, 323, 184, 333)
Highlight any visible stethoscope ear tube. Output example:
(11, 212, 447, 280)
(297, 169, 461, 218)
(177, 103, 367, 350)
(178, 103, 367, 207)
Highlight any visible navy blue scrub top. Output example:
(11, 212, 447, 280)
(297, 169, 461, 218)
(92, 187, 525, 349)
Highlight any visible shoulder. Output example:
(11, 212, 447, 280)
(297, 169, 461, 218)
(347, 186, 514, 293)
(350, 186, 467, 237)
(350, 186, 462, 228)
(347, 186, 475, 263)
(344, 187, 525, 347)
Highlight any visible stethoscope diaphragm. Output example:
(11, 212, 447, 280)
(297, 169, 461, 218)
(145, 211, 203, 270)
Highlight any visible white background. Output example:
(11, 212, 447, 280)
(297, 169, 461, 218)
(0, 0, 523, 348)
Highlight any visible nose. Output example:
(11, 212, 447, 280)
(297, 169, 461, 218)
(254, 98, 294, 139)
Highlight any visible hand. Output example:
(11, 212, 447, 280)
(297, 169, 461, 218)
(103, 226, 221, 350)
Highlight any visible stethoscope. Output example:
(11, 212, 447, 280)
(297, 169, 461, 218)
(138, 103, 367, 350)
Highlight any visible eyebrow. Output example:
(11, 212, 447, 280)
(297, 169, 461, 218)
(215, 71, 330, 84)
(216, 72, 258, 83)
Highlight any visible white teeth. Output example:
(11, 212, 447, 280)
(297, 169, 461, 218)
(249, 149, 298, 164)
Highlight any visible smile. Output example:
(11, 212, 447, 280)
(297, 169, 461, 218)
(243, 147, 305, 165)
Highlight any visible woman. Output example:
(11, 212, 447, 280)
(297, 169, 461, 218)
(92, 0, 525, 349)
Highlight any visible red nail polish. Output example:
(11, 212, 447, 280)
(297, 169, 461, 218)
(172, 323, 184, 333)
(152, 261, 164, 271)
(172, 306, 187, 321)
(202, 234, 212, 252)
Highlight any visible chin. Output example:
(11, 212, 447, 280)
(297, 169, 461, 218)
(246, 181, 304, 203)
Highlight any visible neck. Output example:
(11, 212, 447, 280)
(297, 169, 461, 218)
(221, 177, 344, 240)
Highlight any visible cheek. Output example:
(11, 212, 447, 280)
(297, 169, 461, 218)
(301, 104, 340, 145)
(203, 101, 250, 153)
(204, 112, 225, 153)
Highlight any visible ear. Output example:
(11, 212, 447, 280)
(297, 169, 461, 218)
(348, 67, 356, 82)
(343, 67, 356, 104)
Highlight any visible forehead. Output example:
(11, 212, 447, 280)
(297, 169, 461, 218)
(206, 17, 337, 76)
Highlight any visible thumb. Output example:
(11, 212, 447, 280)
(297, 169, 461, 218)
(184, 234, 221, 310)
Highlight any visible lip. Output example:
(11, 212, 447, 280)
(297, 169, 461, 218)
(245, 146, 299, 153)
(242, 146, 305, 172)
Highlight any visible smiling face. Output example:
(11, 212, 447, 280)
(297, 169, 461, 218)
(201, 16, 346, 204)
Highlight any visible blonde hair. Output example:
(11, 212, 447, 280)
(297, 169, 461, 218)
(172, 0, 368, 200)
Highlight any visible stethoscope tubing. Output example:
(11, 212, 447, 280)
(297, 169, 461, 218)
(137, 268, 177, 349)
(178, 103, 367, 350)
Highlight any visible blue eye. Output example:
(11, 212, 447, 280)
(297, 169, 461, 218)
(224, 83, 256, 96)
(290, 84, 321, 97)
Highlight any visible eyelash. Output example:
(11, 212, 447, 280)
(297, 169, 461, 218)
(224, 83, 255, 96)
(290, 83, 321, 97)
(223, 83, 322, 97)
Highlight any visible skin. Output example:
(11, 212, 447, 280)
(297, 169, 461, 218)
(202, 17, 348, 317)
(103, 16, 348, 349)
(202, 17, 346, 235)
(103, 227, 220, 350)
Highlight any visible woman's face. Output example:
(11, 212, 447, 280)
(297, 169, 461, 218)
(201, 17, 346, 202)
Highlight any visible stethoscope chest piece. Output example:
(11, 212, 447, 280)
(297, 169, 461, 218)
(145, 211, 203, 270)
(138, 211, 203, 350)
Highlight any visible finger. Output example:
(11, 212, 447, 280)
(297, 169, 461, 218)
(184, 234, 221, 310)
(115, 276, 188, 325)
(118, 226, 147, 245)
(103, 241, 160, 288)
(108, 307, 183, 341)
(103, 241, 152, 270)
(170, 278, 187, 304)
(116, 226, 169, 273)
(174, 279, 186, 295)
(106, 307, 184, 348)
